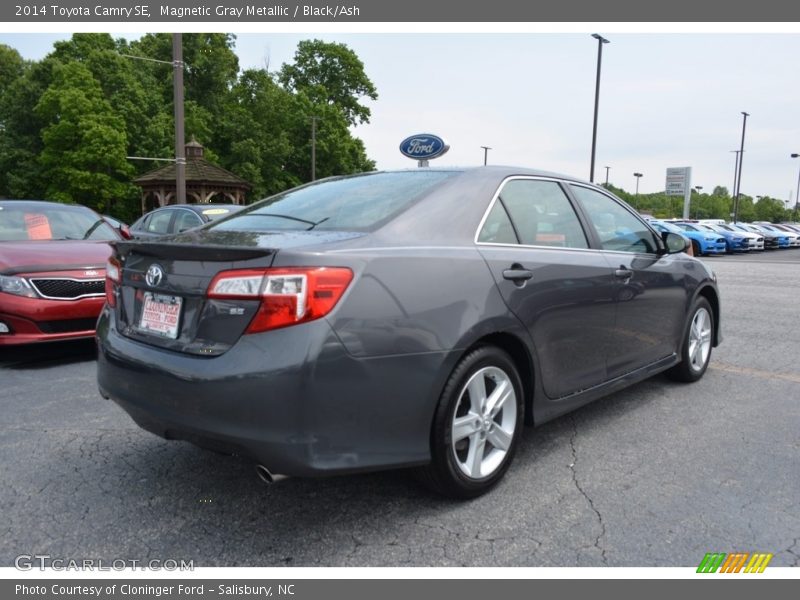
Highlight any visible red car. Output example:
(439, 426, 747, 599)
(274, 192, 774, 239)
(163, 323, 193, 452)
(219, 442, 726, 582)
(0, 200, 119, 345)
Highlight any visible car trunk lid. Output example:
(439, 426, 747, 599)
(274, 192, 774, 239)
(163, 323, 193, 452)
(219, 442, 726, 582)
(110, 230, 363, 356)
(112, 241, 277, 356)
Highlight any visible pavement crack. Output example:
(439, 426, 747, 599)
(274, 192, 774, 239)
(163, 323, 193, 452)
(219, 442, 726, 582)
(784, 538, 800, 567)
(569, 417, 608, 566)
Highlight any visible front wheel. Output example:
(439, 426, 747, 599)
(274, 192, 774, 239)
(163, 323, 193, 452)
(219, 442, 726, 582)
(666, 297, 714, 382)
(416, 346, 524, 499)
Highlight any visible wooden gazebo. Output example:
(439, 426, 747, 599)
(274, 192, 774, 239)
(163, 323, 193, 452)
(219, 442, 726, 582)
(134, 140, 251, 213)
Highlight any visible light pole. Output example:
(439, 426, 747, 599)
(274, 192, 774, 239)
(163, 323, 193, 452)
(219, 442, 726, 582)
(733, 111, 749, 223)
(589, 34, 610, 183)
(792, 153, 800, 221)
(633, 172, 643, 196)
(480, 146, 492, 166)
(694, 186, 703, 219)
(604, 166, 611, 187)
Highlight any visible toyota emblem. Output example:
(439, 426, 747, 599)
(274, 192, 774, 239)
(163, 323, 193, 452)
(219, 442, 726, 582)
(145, 264, 165, 287)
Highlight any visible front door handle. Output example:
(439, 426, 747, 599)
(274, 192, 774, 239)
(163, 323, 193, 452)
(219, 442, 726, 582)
(615, 267, 633, 279)
(503, 266, 533, 282)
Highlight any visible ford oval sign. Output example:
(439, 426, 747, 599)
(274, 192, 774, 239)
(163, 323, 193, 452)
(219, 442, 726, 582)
(399, 134, 450, 161)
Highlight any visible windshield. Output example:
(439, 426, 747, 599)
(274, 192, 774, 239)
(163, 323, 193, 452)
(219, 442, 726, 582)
(649, 220, 682, 234)
(210, 171, 459, 233)
(0, 203, 118, 241)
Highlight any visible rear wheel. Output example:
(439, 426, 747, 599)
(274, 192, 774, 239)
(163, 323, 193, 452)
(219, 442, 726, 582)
(667, 297, 714, 383)
(417, 346, 524, 499)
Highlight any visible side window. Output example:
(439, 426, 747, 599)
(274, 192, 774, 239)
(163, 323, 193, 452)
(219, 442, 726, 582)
(131, 214, 149, 232)
(174, 210, 203, 233)
(570, 185, 659, 254)
(147, 210, 173, 234)
(491, 179, 589, 249)
(477, 201, 518, 244)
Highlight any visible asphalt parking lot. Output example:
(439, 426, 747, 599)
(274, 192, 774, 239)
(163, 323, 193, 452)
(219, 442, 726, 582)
(1, 251, 799, 568)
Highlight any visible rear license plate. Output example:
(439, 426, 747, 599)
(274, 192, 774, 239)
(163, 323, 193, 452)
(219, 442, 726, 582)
(139, 292, 182, 339)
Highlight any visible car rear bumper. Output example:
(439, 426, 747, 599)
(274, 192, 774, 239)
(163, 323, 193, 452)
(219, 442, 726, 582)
(95, 308, 451, 477)
(0, 293, 104, 345)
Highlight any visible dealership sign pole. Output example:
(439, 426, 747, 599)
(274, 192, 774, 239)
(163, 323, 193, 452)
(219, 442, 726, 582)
(666, 167, 692, 219)
(399, 134, 450, 167)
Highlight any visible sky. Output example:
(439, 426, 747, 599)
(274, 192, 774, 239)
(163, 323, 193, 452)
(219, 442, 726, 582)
(2, 32, 799, 202)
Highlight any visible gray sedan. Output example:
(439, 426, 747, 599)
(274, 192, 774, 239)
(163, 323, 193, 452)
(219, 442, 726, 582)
(96, 167, 721, 498)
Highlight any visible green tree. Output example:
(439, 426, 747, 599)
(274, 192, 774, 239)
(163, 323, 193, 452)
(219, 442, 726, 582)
(35, 61, 133, 213)
(216, 69, 300, 198)
(0, 44, 29, 196)
(0, 57, 56, 198)
(279, 39, 378, 126)
(712, 185, 729, 197)
(130, 34, 239, 130)
(753, 196, 786, 223)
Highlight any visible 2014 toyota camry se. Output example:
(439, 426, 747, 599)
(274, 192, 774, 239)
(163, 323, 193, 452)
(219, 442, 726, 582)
(96, 167, 721, 498)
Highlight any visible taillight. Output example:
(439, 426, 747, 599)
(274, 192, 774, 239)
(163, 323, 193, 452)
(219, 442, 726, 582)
(207, 267, 353, 333)
(105, 257, 121, 307)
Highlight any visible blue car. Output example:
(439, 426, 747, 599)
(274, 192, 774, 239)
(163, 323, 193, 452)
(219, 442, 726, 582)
(654, 221, 726, 256)
(693, 222, 749, 253)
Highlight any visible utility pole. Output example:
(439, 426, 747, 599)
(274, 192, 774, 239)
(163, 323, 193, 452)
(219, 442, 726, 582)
(604, 166, 610, 187)
(173, 33, 186, 204)
(480, 146, 491, 166)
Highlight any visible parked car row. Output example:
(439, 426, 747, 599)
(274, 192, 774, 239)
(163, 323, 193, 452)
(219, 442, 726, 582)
(647, 218, 800, 256)
(0, 200, 240, 345)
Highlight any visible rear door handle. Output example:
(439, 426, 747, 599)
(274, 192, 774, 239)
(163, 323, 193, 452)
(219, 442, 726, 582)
(503, 267, 533, 282)
(615, 268, 633, 279)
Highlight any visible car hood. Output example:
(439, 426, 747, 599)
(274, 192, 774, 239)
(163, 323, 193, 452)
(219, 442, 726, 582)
(0, 240, 113, 275)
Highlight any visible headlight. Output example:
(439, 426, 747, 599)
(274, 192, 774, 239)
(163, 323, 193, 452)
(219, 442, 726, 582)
(0, 275, 38, 298)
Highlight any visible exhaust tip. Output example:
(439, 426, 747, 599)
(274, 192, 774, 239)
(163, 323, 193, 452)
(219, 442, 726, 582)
(255, 464, 274, 484)
(255, 464, 288, 485)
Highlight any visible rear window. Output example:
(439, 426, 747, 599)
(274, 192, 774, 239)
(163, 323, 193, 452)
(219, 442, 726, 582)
(210, 171, 458, 232)
(0, 204, 118, 241)
(200, 207, 236, 221)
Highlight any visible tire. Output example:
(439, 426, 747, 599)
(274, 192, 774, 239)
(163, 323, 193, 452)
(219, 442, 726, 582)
(666, 297, 714, 383)
(691, 240, 701, 256)
(416, 345, 524, 499)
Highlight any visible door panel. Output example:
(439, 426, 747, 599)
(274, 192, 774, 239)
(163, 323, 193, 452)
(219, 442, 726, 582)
(480, 246, 617, 398)
(476, 177, 616, 399)
(602, 251, 687, 376)
(569, 184, 687, 376)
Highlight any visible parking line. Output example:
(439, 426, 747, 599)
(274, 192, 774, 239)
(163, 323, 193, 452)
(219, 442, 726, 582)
(711, 362, 800, 384)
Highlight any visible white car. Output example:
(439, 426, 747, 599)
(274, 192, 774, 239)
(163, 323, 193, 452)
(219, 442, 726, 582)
(756, 222, 800, 247)
(717, 223, 764, 250)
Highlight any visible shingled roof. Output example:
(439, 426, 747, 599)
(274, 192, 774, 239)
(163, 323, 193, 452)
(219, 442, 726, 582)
(133, 140, 250, 188)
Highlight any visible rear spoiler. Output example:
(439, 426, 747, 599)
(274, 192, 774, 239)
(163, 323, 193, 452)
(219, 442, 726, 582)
(114, 241, 275, 262)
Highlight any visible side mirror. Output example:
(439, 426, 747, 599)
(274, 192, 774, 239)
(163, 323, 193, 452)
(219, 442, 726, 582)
(662, 231, 688, 254)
